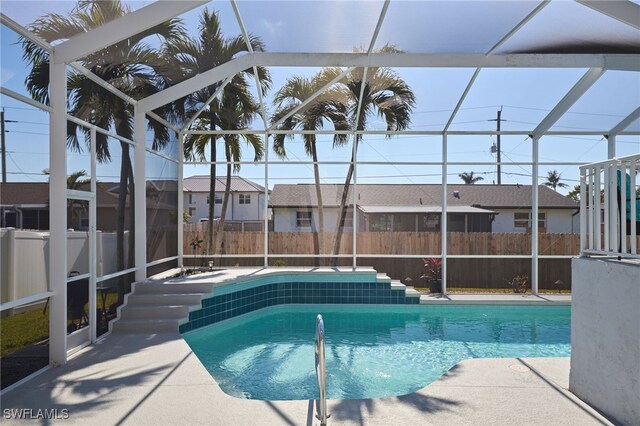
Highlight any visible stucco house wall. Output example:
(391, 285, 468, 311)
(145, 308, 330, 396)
(491, 209, 579, 233)
(272, 207, 351, 233)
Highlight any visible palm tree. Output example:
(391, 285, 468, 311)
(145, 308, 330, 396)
(459, 172, 484, 184)
(23, 0, 181, 303)
(185, 98, 266, 257)
(326, 48, 416, 261)
(544, 170, 569, 191)
(165, 9, 270, 256)
(43, 168, 92, 227)
(271, 72, 350, 255)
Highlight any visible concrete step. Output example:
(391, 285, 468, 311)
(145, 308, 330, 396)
(376, 274, 391, 283)
(390, 281, 406, 291)
(404, 286, 421, 298)
(111, 318, 180, 333)
(119, 305, 190, 320)
(125, 293, 204, 306)
(133, 282, 215, 295)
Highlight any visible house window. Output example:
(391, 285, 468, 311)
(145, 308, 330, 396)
(514, 212, 546, 229)
(239, 194, 251, 204)
(188, 207, 196, 217)
(215, 194, 222, 204)
(296, 211, 312, 227)
(370, 214, 392, 232)
(340, 209, 353, 229)
(188, 194, 194, 204)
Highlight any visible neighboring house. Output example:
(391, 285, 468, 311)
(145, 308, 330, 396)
(1, 181, 177, 232)
(269, 184, 580, 233)
(0, 183, 50, 230)
(183, 176, 268, 229)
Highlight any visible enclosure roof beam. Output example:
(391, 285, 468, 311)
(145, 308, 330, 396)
(0, 12, 52, 51)
(54, 1, 208, 63)
(181, 75, 234, 132)
(139, 54, 254, 112)
(444, 1, 551, 132)
(250, 52, 639, 70)
(138, 53, 637, 113)
(269, 67, 355, 131)
(610, 107, 640, 136)
(576, 0, 640, 30)
(532, 67, 606, 138)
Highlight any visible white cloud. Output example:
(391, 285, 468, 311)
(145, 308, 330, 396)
(260, 19, 283, 36)
(0, 67, 16, 86)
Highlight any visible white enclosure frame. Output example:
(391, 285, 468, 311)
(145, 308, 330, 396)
(0, 0, 639, 367)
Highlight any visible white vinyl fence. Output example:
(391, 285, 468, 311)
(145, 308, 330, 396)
(0, 228, 129, 304)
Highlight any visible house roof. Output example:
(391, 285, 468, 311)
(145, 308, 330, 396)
(183, 176, 266, 194)
(0, 183, 50, 206)
(358, 205, 496, 214)
(269, 184, 579, 210)
(1, 181, 177, 210)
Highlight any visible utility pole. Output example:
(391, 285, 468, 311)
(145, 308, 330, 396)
(1, 109, 6, 183)
(489, 108, 506, 184)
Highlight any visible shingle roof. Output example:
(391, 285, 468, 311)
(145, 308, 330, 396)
(269, 184, 579, 209)
(183, 176, 266, 193)
(0, 183, 50, 205)
(1, 181, 177, 210)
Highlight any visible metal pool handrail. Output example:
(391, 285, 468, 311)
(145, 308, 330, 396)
(315, 314, 329, 425)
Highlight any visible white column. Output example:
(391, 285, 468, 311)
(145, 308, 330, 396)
(264, 132, 269, 268)
(441, 134, 448, 295)
(89, 127, 97, 343)
(49, 59, 67, 365)
(178, 132, 184, 269)
(608, 135, 616, 159)
(352, 134, 358, 270)
(531, 136, 539, 295)
(134, 105, 147, 282)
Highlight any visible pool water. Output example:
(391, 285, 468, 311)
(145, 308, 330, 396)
(183, 305, 570, 400)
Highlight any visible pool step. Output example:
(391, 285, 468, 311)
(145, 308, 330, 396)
(112, 282, 213, 333)
(125, 293, 205, 306)
(112, 318, 182, 333)
(113, 272, 422, 333)
(404, 286, 422, 298)
(133, 282, 215, 295)
(389, 280, 406, 291)
(119, 305, 190, 320)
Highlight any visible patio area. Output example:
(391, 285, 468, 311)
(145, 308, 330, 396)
(1, 325, 611, 426)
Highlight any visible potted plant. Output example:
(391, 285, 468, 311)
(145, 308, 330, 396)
(507, 274, 529, 294)
(421, 258, 442, 294)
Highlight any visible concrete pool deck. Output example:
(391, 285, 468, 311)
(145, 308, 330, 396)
(1, 332, 611, 425)
(1, 268, 600, 425)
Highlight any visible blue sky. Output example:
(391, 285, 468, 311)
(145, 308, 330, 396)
(1, 1, 638, 192)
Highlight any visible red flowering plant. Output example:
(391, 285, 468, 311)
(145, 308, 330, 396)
(420, 258, 442, 281)
(421, 258, 442, 293)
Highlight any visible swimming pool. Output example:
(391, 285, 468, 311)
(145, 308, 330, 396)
(183, 304, 570, 400)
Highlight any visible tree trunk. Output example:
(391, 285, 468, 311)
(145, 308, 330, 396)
(311, 141, 325, 262)
(127, 152, 135, 275)
(208, 112, 217, 260)
(216, 142, 233, 260)
(331, 149, 355, 266)
(116, 141, 129, 304)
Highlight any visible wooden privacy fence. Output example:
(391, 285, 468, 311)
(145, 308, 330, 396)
(183, 225, 591, 256)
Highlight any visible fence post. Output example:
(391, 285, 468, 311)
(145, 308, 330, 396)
(6, 228, 17, 304)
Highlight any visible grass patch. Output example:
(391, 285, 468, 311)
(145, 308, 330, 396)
(1, 292, 122, 357)
(1, 305, 49, 357)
